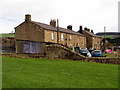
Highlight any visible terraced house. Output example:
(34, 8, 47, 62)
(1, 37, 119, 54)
(78, 26, 101, 50)
(15, 14, 86, 54)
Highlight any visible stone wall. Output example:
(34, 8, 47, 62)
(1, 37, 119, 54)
(15, 21, 44, 42)
(45, 45, 120, 64)
(1, 37, 15, 46)
(15, 40, 23, 53)
(2, 44, 120, 64)
(46, 44, 85, 60)
(118, 49, 120, 57)
(44, 30, 57, 43)
(92, 37, 101, 49)
(44, 30, 86, 49)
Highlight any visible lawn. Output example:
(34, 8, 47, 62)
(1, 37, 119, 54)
(2, 57, 118, 88)
(104, 53, 117, 57)
(103, 53, 117, 57)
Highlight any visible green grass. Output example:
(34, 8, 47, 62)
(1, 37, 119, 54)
(0, 34, 15, 37)
(99, 35, 114, 39)
(2, 57, 118, 88)
(103, 53, 117, 57)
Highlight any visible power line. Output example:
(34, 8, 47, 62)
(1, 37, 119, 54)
(0, 17, 19, 22)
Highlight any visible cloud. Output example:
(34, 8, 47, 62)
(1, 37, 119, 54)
(0, 0, 119, 33)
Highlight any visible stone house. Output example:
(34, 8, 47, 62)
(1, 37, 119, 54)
(78, 26, 101, 50)
(15, 14, 86, 54)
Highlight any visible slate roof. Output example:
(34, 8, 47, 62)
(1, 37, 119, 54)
(32, 21, 83, 36)
(83, 30, 99, 37)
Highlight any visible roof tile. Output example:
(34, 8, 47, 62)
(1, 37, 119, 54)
(32, 21, 83, 36)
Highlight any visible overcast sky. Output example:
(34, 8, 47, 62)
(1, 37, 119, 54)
(0, 0, 119, 34)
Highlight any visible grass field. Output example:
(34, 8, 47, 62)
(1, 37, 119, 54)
(0, 34, 15, 37)
(2, 57, 118, 88)
(103, 53, 117, 57)
(99, 35, 114, 39)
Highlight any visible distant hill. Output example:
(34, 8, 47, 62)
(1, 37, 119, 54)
(0, 33, 15, 37)
(96, 32, 120, 39)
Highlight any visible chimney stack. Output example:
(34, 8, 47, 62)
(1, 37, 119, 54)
(67, 25, 72, 30)
(87, 28, 90, 32)
(84, 27, 90, 32)
(80, 26, 82, 30)
(25, 14, 31, 21)
(91, 30, 94, 34)
(50, 19, 56, 27)
(84, 27, 87, 30)
(78, 26, 83, 34)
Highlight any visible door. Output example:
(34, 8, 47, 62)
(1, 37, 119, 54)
(30, 42, 40, 53)
(23, 41, 30, 53)
(23, 41, 40, 54)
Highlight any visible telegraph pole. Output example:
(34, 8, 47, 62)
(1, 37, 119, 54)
(57, 19, 59, 44)
(117, 22, 119, 58)
(104, 26, 106, 52)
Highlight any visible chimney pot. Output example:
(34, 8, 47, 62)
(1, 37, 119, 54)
(50, 19, 56, 27)
(84, 27, 90, 32)
(67, 25, 72, 30)
(25, 14, 31, 21)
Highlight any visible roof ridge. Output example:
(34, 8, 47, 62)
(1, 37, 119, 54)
(83, 30, 98, 37)
(31, 21, 83, 36)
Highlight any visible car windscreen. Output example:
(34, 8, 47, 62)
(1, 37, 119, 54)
(80, 49, 88, 52)
(94, 51, 101, 53)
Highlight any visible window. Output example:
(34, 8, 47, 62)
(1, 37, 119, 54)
(61, 34, 64, 41)
(51, 33, 54, 40)
(70, 35, 72, 40)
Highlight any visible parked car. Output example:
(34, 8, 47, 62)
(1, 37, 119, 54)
(89, 47, 94, 54)
(80, 49, 91, 57)
(92, 50, 103, 57)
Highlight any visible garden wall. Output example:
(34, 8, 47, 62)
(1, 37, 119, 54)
(1, 44, 120, 64)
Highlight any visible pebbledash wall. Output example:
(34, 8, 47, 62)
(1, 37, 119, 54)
(15, 14, 86, 54)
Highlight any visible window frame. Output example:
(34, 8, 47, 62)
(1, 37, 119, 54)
(51, 32, 54, 40)
(69, 35, 72, 40)
(61, 34, 64, 41)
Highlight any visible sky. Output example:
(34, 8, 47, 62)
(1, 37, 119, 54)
(0, 0, 119, 34)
